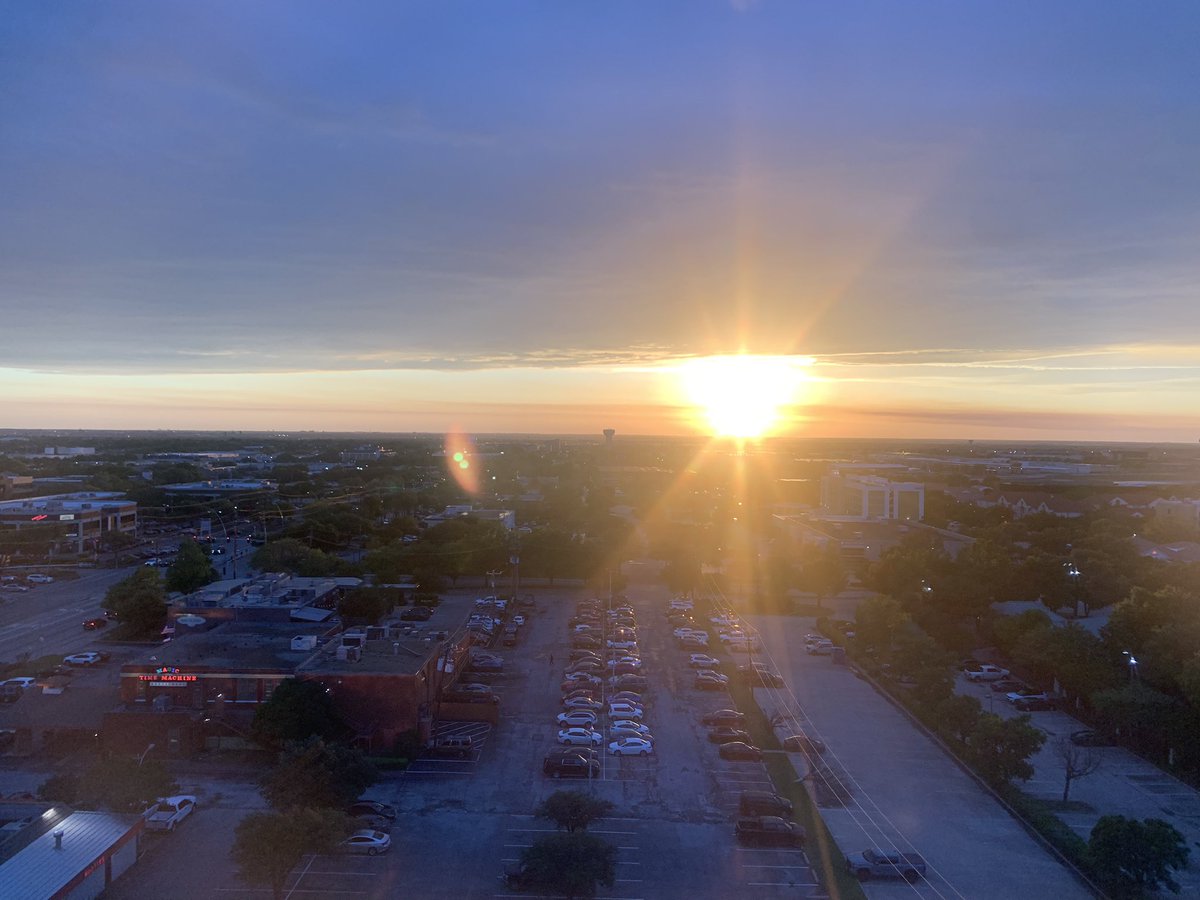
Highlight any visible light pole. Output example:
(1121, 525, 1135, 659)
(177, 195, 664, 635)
(137, 742, 156, 765)
(1065, 563, 1083, 618)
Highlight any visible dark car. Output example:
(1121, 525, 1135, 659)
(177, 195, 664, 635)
(399, 606, 433, 621)
(347, 800, 397, 820)
(990, 678, 1025, 694)
(719, 741, 763, 761)
(1012, 696, 1055, 711)
(708, 727, 752, 744)
(609, 675, 649, 691)
(543, 753, 601, 779)
(1070, 729, 1113, 747)
(702, 709, 746, 728)
(82, 618, 108, 630)
(610, 691, 643, 705)
(739, 790, 793, 818)
(736, 815, 806, 847)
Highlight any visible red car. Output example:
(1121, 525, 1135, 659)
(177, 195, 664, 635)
(82, 618, 108, 630)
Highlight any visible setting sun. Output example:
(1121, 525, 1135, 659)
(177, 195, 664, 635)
(677, 354, 811, 438)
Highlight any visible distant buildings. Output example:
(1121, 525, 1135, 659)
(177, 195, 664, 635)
(160, 479, 277, 500)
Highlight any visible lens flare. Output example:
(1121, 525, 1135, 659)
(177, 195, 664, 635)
(445, 433, 479, 494)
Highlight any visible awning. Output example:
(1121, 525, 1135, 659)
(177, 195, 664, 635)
(290, 606, 334, 622)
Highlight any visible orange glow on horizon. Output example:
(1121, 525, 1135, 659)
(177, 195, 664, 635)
(676, 354, 812, 439)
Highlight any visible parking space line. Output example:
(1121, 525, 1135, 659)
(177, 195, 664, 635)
(747, 882, 819, 887)
(742, 864, 812, 869)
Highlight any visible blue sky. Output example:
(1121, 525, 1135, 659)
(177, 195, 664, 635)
(2, 2, 1199, 438)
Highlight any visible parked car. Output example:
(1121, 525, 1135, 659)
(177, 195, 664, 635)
(562, 689, 598, 703)
(427, 735, 475, 758)
(782, 734, 826, 755)
(845, 849, 927, 883)
(1070, 729, 1113, 747)
(63, 652, 102, 666)
(341, 830, 391, 855)
(610, 723, 653, 740)
(609, 719, 650, 736)
(607, 701, 644, 719)
(347, 800, 397, 820)
(702, 709, 746, 727)
(558, 727, 603, 746)
(543, 752, 600, 779)
(736, 816, 806, 847)
(806, 639, 835, 655)
(739, 790, 793, 817)
(1, 677, 37, 690)
(399, 606, 433, 621)
(557, 710, 599, 727)
(609, 691, 643, 705)
(562, 696, 604, 711)
(695, 673, 729, 690)
(26, 574, 54, 584)
(608, 675, 649, 691)
(688, 654, 721, 669)
(1006, 688, 1048, 704)
(608, 737, 654, 756)
(990, 678, 1025, 693)
(1013, 696, 1056, 712)
(719, 742, 763, 761)
(708, 727, 752, 744)
(964, 664, 1010, 682)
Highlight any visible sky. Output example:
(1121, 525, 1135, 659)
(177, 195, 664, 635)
(2, 1, 1199, 441)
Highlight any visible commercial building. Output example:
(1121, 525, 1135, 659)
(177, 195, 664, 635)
(820, 473, 925, 521)
(0, 492, 138, 554)
(108, 617, 484, 756)
(160, 479, 277, 500)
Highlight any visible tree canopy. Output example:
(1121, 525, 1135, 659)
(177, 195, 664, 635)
(520, 832, 617, 899)
(40, 755, 178, 813)
(103, 567, 167, 634)
(165, 540, 218, 594)
(535, 790, 614, 833)
(1089, 815, 1190, 895)
(252, 679, 345, 748)
(232, 809, 347, 900)
(260, 737, 376, 812)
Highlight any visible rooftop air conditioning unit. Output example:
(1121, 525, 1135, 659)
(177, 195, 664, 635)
(291, 635, 317, 651)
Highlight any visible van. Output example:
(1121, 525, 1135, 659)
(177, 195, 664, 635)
(429, 735, 475, 759)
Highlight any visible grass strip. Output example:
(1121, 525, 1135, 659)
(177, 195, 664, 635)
(729, 679, 866, 900)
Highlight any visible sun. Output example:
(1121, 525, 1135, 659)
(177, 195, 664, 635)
(678, 354, 810, 438)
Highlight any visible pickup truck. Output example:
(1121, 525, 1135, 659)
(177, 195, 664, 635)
(734, 816, 806, 847)
(963, 663, 1010, 682)
(845, 848, 927, 882)
(145, 795, 197, 832)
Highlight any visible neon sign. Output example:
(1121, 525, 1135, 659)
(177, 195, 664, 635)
(139, 666, 197, 685)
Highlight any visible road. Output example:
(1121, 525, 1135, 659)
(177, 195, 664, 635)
(0, 567, 138, 663)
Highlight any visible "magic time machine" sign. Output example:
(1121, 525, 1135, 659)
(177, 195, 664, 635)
(139, 666, 198, 687)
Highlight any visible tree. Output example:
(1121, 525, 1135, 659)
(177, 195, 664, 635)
(252, 538, 339, 577)
(798, 545, 847, 609)
(935, 694, 982, 747)
(260, 737, 376, 812)
(1089, 815, 1190, 895)
(535, 790, 614, 833)
(165, 540, 219, 594)
(103, 567, 167, 634)
(98, 530, 138, 567)
(232, 808, 347, 900)
(519, 832, 617, 899)
(853, 595, 909, 655)
(252, 679, 345, 748)
(338, 587, 398, 624)
(40, 755, 178, 813)
(966, 712, 1046, 787)
(1052, 736, 1101, 803)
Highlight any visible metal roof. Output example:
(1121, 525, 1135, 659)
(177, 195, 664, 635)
(0, 809, 141, 899)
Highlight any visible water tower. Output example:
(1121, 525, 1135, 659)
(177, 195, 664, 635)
(603, 429, 615, 446)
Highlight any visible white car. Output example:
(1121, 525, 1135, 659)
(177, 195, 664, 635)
(964, 664, 1011, 682)
(557, 710, 599, 727)
(513, 615, 525, 626)
(610, 719, 650, 736)
(2, 677, 36, 690)
(688, 654, 721, 669)
(606, 657, 642, 669)
(26, 574, 54, 584)
(606, 639, 638, 650)
(562, 696, 604, 711)
(341, 830, 391, 855)
(607, 702, 644, 719)
(694, 669, 729, 684)
(562, 672, 601, 684)
(63, 652, 102, 666)
(558, 727, 603, 746)
(673, 627, 706, 639)
(608, 737, 654, 756)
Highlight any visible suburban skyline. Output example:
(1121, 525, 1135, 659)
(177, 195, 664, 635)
(3, 3, 1199, 440)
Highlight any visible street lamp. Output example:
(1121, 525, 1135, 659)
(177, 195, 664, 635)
(1122, 651, 1140, 681)
(137, 742, 156, 766)
(1065, 563, 1084, 618)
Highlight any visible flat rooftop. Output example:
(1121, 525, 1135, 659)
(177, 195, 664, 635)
(300, 634, 443, 677)
(124, 621, 333, 671)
